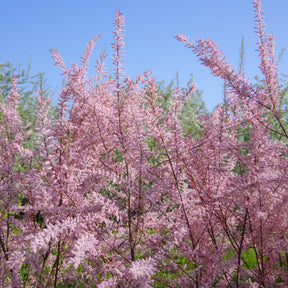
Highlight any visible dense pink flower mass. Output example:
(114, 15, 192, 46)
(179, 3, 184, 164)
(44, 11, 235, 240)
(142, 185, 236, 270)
(1, 1, 288, 287)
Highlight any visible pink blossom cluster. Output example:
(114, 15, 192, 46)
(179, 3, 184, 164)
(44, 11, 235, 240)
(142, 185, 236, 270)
(1, 1, 288, 287)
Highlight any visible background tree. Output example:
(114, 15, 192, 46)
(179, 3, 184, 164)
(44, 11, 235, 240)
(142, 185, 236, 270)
(0, 61, 55, 150)
(157, 74, 207, 137)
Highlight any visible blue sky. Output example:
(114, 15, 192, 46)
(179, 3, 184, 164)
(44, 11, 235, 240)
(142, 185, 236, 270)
(1, 0, 288, 110)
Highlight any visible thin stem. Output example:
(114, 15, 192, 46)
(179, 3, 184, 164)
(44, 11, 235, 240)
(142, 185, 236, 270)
(53, 239, 61, 288)
(236, 208, 248, 287)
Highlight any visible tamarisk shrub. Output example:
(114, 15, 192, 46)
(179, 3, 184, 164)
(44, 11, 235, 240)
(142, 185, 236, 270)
(2, 11, 194, 288)
(1, 0, 288, 287)
(175, 0, 288, 286)
(0, 79, 32, 287)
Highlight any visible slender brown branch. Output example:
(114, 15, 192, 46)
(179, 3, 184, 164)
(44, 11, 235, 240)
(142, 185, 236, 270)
(53, 239, 61, 288)
(236, 208, 248, 287)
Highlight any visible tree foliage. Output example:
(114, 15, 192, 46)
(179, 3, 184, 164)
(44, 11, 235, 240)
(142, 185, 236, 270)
(0, 61, 55, 149)
(157, 75, 207, 137)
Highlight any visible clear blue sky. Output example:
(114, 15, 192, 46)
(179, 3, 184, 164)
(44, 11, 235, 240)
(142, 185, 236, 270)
(1, 0, 288, 110)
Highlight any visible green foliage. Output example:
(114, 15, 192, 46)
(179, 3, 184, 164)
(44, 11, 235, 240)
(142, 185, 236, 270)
(179, 88, 206, 137)
(35, 211, 44, 228)
(157, 74, 207, 137)
(237, 36, 245, 73)
(0, 61, 56, 149)
(20, 263, 31, 286)
(157, 78, 175, 113)
(241, 248, 257, 269)
(222, 248, 235, 261)
(269, 73, 288, 142)
(236, 125, 251, 144)
(152, 247, 196, 288)
(113, 149, 124, 163)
